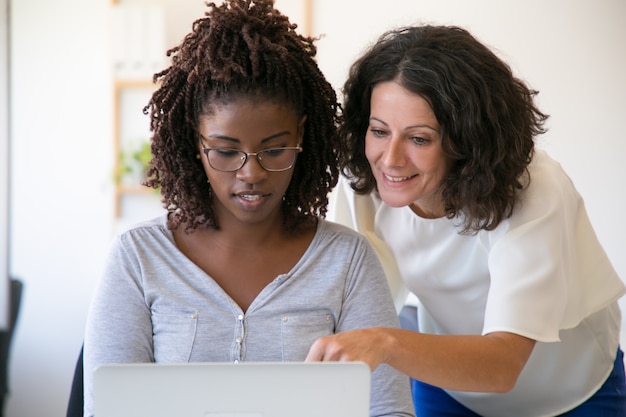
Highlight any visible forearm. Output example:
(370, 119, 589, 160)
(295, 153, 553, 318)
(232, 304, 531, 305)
(383, 328, 535, 393)
(307, 327, 535, 393)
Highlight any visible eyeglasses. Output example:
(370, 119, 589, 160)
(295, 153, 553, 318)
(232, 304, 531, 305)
(202, 146, 303, 172)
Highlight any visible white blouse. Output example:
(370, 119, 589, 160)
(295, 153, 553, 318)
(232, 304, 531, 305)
(328, 149, 625, 417)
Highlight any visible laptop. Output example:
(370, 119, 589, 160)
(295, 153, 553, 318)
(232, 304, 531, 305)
(94, 361, 371, 417)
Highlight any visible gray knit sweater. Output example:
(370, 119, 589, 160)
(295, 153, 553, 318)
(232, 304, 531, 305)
(83, 216, 415, 417)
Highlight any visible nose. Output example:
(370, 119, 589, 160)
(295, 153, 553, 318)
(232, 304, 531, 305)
(381, 137, 406, 168)
(236, 154, 268, 184)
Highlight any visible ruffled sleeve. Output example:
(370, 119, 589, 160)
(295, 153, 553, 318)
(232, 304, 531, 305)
(484, 150, 625, 341)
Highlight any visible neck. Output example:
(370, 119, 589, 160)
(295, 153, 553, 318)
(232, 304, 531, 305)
(217, 218, 286, 250)
(409, 195, 445, 219)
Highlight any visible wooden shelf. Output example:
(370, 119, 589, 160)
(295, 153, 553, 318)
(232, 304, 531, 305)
(117, 184, 154, 194)
(113, 78, 158, 218)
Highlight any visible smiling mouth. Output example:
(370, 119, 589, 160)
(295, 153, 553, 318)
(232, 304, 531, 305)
(383, 173, 417, 182)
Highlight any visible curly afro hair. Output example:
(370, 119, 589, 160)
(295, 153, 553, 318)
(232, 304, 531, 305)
(143, 0, 340, 233)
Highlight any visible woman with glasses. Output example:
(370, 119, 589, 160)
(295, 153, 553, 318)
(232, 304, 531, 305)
(82, 1, 414, 417)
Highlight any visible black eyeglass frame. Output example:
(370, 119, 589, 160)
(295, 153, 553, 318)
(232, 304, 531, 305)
(201, 146, 303, 172)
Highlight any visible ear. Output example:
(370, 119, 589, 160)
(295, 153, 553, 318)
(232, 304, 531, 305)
(297, 114, 307, 144)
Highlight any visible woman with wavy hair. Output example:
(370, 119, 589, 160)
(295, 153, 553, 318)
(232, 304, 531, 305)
(307, 25, 626, 417)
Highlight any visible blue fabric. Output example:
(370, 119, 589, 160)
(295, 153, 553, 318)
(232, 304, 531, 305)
(411, 348, 626, 417)
(556, 348, 626, 417)
(411, 377, 481, 417)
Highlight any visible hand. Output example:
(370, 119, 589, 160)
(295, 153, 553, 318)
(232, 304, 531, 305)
(305, 327, 390, 371)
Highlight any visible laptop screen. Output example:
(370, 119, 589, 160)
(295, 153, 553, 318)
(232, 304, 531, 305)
(94, 361, 371, 417)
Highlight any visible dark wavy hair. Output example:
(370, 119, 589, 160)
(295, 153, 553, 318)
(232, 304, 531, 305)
(143, 0, 340, 233)
(339, 25, 549, 234)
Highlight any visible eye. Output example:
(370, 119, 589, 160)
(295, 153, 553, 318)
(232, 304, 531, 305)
(411, 136, 430, 146)
(368, 128, 387, 138)
(213, 148, 241, 158)
(262, 148, 287, 157)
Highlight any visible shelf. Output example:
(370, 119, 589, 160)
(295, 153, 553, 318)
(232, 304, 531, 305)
(117, 184, 155, 194)
(113, 78, 159, 218)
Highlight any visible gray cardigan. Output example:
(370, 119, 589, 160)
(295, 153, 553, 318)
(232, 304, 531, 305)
(84, 216, 414, 417)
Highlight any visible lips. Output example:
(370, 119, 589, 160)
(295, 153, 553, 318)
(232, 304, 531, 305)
(238, 194, 263, 201)
(383, 173, 417, 183)
(234, 191, 270, 203)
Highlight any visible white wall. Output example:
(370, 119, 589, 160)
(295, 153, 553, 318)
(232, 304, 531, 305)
(5, 1, 626, 416)
(0, 0, 9, 330)
(8, 0, 113, 415)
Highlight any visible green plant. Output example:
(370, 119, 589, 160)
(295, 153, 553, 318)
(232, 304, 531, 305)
(114, 140, 153, 185)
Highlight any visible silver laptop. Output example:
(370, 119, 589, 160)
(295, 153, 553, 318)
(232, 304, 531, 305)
(94, 361, 371, 417)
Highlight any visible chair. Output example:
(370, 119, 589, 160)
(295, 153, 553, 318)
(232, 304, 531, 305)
(66, 344, 84, 417)
(0, 278, 24, 417)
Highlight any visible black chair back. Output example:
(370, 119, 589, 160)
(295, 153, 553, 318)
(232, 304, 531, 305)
(66, 344, 84, 417)
(0, 278, 24, 417)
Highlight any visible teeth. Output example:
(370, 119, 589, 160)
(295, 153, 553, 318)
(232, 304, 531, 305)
(240, 194, 262, 201)
(384, 174, 412, 182)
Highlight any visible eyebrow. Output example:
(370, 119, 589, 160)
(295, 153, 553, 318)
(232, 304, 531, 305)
(204, 131, 292, 144)
(369, 117, 440, 133)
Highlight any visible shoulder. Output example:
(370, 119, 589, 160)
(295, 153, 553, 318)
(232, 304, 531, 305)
(487, 149, 583, 237)
(315, 218, 382, 260)
(516, 148, 583, 215)
(317, 217, 368, 242)
(526, 149, 578, 193)
(115, 214, 171, 246)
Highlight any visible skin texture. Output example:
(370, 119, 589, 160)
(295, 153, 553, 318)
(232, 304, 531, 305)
(198, 99, 304, 230)
(365, 82, 449, 219)
(306, 327, 535, 393)
(306, 82, 537, 393)
(172, 98, 315, 312)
